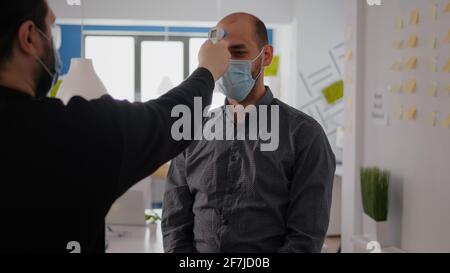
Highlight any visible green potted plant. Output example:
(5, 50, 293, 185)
(145, 210, 161, 235)
(360, 167, 390, 247)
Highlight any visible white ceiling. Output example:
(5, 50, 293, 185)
(48, 0, 295, 26)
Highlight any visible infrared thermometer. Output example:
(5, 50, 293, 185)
(208, 27, 227, 44)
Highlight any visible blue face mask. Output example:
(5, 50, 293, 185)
(217, 48, 265, 102)
(34, 27, 62, 98)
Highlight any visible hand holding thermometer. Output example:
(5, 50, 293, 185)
(208, 27, 227, 44)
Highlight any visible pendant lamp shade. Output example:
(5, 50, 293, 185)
(56, 58, 108, 105)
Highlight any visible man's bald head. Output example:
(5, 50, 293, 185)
(218, 12, 269, 49)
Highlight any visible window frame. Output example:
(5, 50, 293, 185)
(83, 31, 208, 102)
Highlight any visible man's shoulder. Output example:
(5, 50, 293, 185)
(273, 98, 324, 135)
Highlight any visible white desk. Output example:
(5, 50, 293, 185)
(106, 210, 164, 253)
(106, 223, 164, 253)
(335, 164, 343, 177)
(351, 235, 405, 253)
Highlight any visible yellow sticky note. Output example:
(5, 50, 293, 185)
(410, 9, 420, 26)
(264, 55, 280, 77)
(396, 17, 404, 30)
(393, 105, 404, 120)
(426, 112, 437, 127)
(443, 58, 450, 73)
(445, 2, 450, 13)
(392, 83, 403, 93)
(405, 56, 418, 70)
(428, 33, 437, 49)
(390, 61, 403, 71)
(429, 57, 437, 72)
(443, 115, 450, 128)
(404, 106, 417, 121)
(404, 79, 417, 94)
(430, 4, 438, 20)
(389, 83, 403, 93)
(427, 82, 438, 97)
(393, 40, 403, 49)
(345, 49, 353, 61)
(408, 34, 418, 48)
(445, 29, 450, 44)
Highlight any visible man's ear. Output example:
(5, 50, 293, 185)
(17, 21, 41, 57)
(263, 45, 274, 67)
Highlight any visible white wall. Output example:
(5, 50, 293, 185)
(293, 0, 345, 158)
(296, 0, 345, 81)
(344, 0, 450, 252)
(48, 0, 294, 25)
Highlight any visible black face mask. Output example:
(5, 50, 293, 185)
(33, 28, 61, 99)
(34, 57, 53, 99)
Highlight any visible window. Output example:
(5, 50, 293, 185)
(141, 41, 184, 101)
(84, 32, 227, 108)
(189, 38, 207, 74)
(85, 36, 135, 101)
(189, 38, 226, 110)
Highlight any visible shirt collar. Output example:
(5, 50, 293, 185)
(221, 86, 275, 124)
(223, 86, 274, 107)
(0, 85, 33, 101)
(256, 86, 274, 107)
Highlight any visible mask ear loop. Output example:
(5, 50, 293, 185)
(252, 47, 266, 80)
(34, 56, 53, 77)
(251, 47, 266, 63)
(35, 28, 57, 76)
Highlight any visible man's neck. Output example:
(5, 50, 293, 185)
(0, 70, 35, 97)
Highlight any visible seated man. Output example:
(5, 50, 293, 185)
(162, 12, 336, 253)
